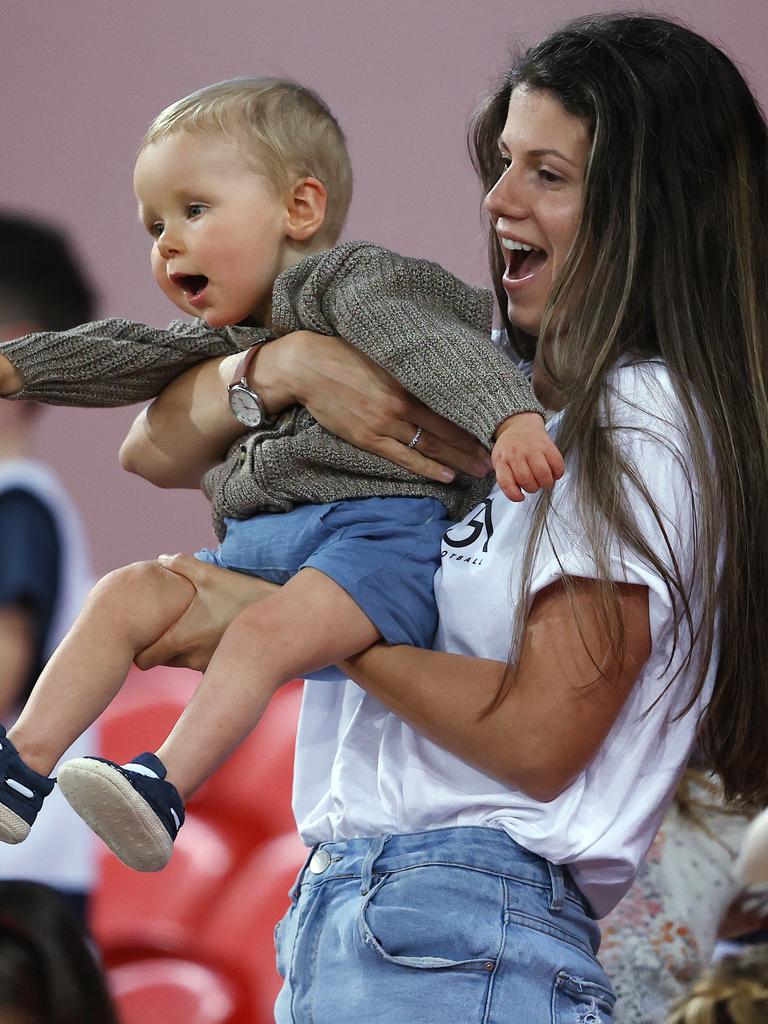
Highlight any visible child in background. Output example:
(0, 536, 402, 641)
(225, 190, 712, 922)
(0, 78, 561, 871)
(666, 945, 768, 1024)
(599, 765, 764, 1022)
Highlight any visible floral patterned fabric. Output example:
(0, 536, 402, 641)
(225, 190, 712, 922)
(598, 771, 753, 1023)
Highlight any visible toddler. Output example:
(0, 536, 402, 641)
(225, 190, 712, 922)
(0, 78, 562, 871)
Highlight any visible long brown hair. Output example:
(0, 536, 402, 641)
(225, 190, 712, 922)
(469, 15, 768, 807)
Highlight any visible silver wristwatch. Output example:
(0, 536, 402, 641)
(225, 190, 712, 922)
(227, 343, 275, 429)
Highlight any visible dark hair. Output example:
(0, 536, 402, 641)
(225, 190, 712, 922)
(0, 213, 95, 331)
(469, 15, 768, 806)
(0, 881, 117, 1024)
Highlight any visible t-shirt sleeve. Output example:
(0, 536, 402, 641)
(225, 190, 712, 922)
(530, 363, 697, 604)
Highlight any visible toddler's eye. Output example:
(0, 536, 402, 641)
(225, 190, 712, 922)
(150, 222, 164, 239)
(187, 204, 206, 219)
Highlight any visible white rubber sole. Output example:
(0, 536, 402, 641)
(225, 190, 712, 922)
(0, 804, 31, 844)
(734, 806, 768, 887)
(57, 758, 172, 872)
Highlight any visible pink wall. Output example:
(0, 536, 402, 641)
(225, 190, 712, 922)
(2, 0, 767, 573)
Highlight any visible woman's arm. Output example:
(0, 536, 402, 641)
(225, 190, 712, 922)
(136, 556, 650, 799)
(342, 577, 650, 801)
(120, 350, 246, 488)
(120, 331, 493, 489)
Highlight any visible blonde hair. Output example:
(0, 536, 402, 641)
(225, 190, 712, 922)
(141, 77, 353, 245)
(667, 947, 768, 1023)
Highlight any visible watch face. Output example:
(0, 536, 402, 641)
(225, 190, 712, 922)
(229, 384, 263, 428)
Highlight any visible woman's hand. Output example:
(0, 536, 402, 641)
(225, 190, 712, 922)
(264, 332, 492, 482)
(134, 554, 279, 671)
(122, 331, 492, 489)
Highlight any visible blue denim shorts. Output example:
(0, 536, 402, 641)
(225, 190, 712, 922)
(195, 497, 451, 649)
(273, 827, 615, 1023)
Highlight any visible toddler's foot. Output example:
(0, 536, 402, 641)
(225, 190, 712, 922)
(57, 752, 185, 872)
(0, 725, 55, 843)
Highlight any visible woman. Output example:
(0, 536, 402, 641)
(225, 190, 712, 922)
(122, 14, 768, 1022)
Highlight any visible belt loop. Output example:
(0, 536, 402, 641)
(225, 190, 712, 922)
(547, 861, 564, 913)
(290, 845, 316, 901)
(360, 834, 387, 895)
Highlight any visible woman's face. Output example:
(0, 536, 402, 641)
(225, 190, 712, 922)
(484, 85, 590, 337)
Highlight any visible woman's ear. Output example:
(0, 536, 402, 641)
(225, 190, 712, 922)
(285, 176, 328, 242)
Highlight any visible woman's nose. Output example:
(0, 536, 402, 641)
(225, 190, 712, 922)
(484, 167, 526, 221)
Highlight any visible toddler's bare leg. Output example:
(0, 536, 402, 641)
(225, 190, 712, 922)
(156, 567, 380, 800)
(9, 561, 195, 776)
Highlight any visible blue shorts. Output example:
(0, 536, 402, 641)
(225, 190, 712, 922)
(195, 497, 452, 649)
(274, 827, 615, 1023)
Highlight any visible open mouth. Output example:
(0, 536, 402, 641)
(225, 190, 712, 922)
(502, 240, 546, 281)
(171, 273, 208, 298)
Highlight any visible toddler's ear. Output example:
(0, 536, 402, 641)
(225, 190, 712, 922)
(285, 177, 327, 242)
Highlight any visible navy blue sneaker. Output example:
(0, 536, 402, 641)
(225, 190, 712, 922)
(57, 751, 185, 872)
(0, 725, 55, 843)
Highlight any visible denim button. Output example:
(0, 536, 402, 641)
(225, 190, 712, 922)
(309, 849, 332, 874)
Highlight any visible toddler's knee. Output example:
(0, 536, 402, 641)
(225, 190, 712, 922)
(87, 560, 171, 610)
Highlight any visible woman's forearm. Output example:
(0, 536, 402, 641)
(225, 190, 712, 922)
(343, 579, 650, 800)
(118, 334, 311, 487)
(120, 352, 244, 487)
(120, 329, 491, 490)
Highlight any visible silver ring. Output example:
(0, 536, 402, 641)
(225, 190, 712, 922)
(406, 426, 423, 450)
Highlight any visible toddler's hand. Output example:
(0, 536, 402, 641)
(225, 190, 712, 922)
(492, 412, 564, 502)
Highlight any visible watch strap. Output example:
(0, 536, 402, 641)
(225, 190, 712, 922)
(230, 341, 267, 388)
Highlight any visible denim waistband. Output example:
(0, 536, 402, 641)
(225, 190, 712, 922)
(295, 826, 586, 912)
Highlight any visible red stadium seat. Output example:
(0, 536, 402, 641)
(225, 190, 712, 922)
(92, 812, 240, 958)
(190, 830, 309, 1022)
(97, 664, 199, 764)
(109, 958, 241, 1024)
(98, 668, 302, 851)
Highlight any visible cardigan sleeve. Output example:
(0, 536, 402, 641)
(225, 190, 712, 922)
(0, 318, 271, 408)
(270, 242, 542, 448)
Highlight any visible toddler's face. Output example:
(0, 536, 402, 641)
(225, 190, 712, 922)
(133, 132, 288, 327)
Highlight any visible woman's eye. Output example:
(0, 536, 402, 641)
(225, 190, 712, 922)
(538, 169, 563, 184)
(499, 156, 511, 172)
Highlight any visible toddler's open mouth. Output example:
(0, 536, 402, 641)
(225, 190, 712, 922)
(170, 273, 208, 298)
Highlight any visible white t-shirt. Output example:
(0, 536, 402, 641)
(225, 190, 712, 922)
(294, 361, 714, 916)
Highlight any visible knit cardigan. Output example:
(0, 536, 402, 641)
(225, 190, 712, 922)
(1, 242, 541, 536)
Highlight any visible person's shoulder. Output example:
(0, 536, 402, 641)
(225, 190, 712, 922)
(604, 359, 682, 430)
